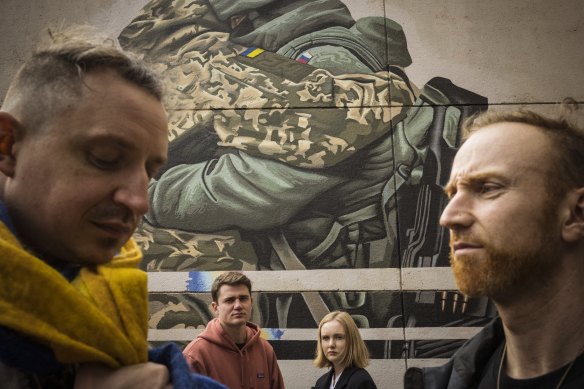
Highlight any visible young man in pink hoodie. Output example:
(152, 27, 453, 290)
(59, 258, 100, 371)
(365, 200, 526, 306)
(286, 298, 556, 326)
(183, 272, 285, 389)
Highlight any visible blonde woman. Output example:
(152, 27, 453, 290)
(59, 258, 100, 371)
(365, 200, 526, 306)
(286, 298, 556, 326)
(313, 311, 377, 389)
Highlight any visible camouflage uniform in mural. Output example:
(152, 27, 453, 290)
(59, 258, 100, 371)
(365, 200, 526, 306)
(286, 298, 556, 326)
(120, 0, 493, 357)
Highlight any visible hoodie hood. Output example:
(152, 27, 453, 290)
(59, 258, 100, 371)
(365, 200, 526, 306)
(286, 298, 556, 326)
(198, 318, 261, 352)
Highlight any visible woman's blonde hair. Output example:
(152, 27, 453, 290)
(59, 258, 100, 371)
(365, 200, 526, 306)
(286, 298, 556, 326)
(313, 311, 370, 369)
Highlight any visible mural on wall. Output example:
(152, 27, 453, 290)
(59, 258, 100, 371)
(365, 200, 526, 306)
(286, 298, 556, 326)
(119, 0, 493, 361)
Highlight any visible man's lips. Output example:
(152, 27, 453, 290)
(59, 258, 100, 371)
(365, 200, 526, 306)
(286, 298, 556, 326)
(452, 242, 483, 253)
(93, 221, 133, 237)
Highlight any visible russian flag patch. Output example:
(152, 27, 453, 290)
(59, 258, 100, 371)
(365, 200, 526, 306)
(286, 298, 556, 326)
(296, 51, 313, 64)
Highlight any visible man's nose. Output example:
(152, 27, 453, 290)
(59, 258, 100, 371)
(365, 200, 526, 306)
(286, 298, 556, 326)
(440, 192, 472, 230)
(113, 171, 150, 217)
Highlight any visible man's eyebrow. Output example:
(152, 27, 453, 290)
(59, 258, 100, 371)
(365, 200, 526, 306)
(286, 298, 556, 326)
(149, 154, 168, 169)
(88, 133, 167, 166)
(443, 172, 508, 197)
(87, 133, 133, 148)
(443, 180, 456, 198)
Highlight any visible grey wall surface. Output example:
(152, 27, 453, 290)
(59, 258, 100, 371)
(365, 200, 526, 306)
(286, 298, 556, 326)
(2, 0, 582, 104)
(0, 0, 149, 104)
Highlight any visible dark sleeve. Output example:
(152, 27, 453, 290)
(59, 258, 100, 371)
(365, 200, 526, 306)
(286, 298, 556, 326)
(314, 371, 329, 389)
(348, 368, 377, 389)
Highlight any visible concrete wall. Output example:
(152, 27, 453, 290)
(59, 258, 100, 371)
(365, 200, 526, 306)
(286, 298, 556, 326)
(1, 1, 582, 388)
(2, 0, 582, 104)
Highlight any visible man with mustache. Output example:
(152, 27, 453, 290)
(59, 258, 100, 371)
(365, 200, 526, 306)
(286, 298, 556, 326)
(0, 28, 225, 389)
(404, 108, 584, 388)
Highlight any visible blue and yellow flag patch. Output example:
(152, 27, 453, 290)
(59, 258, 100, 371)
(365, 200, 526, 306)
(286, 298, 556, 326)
(240, 47, 265, 58)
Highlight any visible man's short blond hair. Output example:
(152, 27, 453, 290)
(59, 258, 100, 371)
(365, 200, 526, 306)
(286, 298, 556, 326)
(2, 26, 164, 134)
(462, 104, 584, 196)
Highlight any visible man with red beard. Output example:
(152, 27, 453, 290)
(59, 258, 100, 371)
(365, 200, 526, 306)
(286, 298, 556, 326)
(404, 107, 584, 389)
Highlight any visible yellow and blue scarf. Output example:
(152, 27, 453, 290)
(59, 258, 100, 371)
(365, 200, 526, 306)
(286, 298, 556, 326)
(0, 205, 148, 370)
(0, 204, 228, 389)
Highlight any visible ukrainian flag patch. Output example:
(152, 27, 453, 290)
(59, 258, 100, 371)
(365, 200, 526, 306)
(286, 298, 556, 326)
(241, 47, 265, 58)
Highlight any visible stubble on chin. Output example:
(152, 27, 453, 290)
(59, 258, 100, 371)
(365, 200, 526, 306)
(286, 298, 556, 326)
(449, 237, 559, 300)
(449, 191, 562, 300)
(450, 251, 513, 298)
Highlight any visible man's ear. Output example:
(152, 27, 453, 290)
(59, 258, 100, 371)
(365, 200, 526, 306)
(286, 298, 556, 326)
(0, 112, 20, 177)
(210, 301, 218, 316)
(562, 187, 584, 242)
